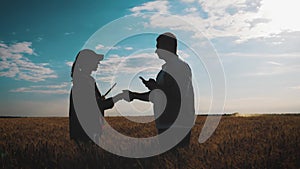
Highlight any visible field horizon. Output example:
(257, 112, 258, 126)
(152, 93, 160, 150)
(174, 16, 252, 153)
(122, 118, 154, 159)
(1, 112, 299, 118)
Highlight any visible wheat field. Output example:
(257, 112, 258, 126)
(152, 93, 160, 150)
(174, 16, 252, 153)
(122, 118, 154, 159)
(0, 115, 299, 169)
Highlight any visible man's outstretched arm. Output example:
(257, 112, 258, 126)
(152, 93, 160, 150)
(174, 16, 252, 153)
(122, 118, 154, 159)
(123, 90, 150, 102)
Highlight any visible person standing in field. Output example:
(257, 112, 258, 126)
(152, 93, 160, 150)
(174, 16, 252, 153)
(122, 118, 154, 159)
(69, 49, 124, 145)
(124, 32, 195, 167)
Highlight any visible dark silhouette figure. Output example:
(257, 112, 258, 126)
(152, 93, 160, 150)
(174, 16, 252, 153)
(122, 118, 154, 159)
(124, 32, 195, 150)
(69, 49, 123, 144)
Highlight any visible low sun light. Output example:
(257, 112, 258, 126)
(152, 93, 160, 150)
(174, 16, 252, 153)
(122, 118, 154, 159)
(261, 0, 300, 32)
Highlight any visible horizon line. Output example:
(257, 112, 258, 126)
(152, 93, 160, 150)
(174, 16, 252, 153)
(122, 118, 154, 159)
(1, 112, 299, 118)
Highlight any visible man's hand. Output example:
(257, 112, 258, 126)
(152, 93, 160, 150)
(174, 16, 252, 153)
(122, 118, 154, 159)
(122, 90, 134, 102)
(140, 77, 157, 90)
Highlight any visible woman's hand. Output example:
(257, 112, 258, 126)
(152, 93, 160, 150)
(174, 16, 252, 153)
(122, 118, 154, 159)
(112, 93, 124, 103)
(112, 90, 135, 103)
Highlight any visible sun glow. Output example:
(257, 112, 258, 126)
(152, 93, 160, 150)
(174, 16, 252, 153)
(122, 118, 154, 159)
(260, 0, 300, 32)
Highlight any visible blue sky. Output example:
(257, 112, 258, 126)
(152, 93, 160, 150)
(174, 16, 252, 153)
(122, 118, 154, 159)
(0, 0, 299, 116)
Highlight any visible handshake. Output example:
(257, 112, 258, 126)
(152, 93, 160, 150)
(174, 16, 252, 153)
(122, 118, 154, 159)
(119, 90, 134, 102)
(112, 90, 137, 103)
(112, 76, 158, 103)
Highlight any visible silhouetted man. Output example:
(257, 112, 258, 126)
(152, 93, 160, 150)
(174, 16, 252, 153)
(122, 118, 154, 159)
(125, 32, 195, 154)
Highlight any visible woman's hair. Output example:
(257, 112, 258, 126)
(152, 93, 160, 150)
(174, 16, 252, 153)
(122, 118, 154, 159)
(71, 52, 80, 79)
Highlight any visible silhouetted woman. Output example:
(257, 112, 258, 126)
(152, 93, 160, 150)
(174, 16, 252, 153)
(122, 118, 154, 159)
(69, 49, 123, 145)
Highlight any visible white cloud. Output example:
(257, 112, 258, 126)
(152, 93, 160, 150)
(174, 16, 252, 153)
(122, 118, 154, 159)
(184, 7, 197, 13)
(95, 44, 105, 50)
(289, 86, 300, 90)
(130, 1, 169, 15)
(267, 61, 282, 66)
(0, 65, 18, 77)
(0, 43, 8, 48)
(95, 44, 132, 51)
(178, 50, 190, 58)
(36, 37, 43, 42)
(130, 0, 300, 42)
(97, 76, 116, 83)
(95, 52, 163, 82)
(31, 83, 69, 89)
(180, 0, 195, 3)
(93, 49, 191, 85)
(10, 82, 70, 94)
(9, 41, 36, 55)
(221, 52, 300, 58)
(95, 44, 119, 50)
(145, 13, 196, 33)
(124, 47, 133, 50)
(64, 32, 74, 35)
(0, 41, 57, 82)
(245, 64, 300, 76)
(66, 61, 73, 67)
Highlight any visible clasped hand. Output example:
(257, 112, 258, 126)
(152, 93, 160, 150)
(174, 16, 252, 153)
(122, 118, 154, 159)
(112, 78, 157, 102)
(112, 90, 134, 102)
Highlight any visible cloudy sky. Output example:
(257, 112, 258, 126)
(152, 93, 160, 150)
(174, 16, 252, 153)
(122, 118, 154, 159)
(0, 0, 299, 117)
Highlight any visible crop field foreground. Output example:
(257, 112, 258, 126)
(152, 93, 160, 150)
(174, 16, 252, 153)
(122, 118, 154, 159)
(0, 115, 299, 169)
